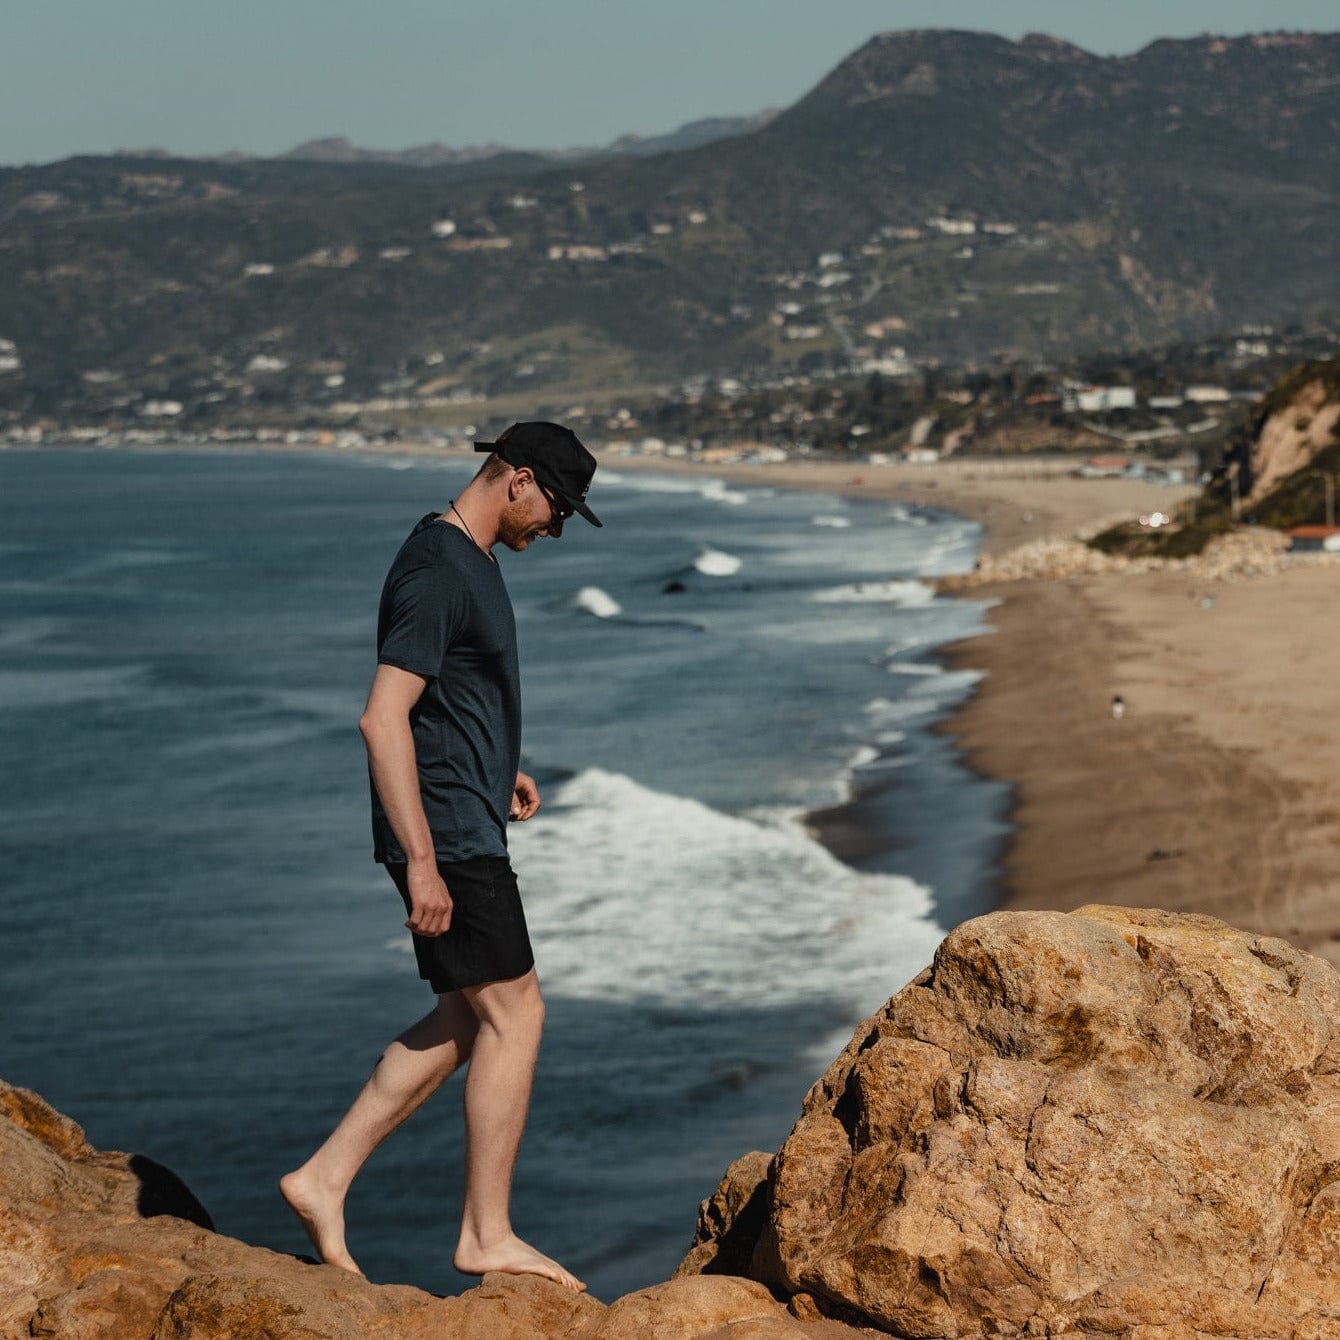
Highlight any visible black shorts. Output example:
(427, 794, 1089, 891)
(386, 855, 535, 994)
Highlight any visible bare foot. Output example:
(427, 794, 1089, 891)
(279, 1168, 363, 1276)
(454, 1231, 585, 1292)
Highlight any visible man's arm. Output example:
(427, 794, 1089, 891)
(360, 663, 452, 938)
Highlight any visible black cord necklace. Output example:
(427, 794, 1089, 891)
(448, 501, 493, 560)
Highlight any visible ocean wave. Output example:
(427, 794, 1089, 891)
(570, 586, 622, 619)
(390, 767, 943, 1015)
(604, 472, 754, 507)
(811, 515, 853, 528)
(693, 547, 742, 576)
(811, 579, 935, 606)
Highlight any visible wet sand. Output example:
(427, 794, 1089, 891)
(608, 452, 1340, 963)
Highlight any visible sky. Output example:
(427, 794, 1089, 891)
(2, 1, 1337, 166)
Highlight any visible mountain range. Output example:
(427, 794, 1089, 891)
(0, 29, 1336, 415)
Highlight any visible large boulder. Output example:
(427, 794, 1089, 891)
(0, 1081, 866, 1338)
(680, 906, 1340, 1338)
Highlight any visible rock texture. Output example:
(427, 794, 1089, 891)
(679, 906, 1340, 1337)
(940, 526, 1291, 588)
(0, 1083, 862, 1339)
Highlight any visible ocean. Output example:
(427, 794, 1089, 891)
(0, 446, 1009, 1300)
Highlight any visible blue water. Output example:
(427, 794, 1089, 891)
(0, 447, 1009, 1300)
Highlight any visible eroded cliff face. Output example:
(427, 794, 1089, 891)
(679, 906, 1340, 1338)
(1247, 377, 1340, 505)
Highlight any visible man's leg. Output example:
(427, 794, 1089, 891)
(451, 968, 584, 1292)
(280, 990, 479, 1274)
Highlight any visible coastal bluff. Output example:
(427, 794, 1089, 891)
(679, 906, 1340, 1337)
(8, 909, 1340, 1338)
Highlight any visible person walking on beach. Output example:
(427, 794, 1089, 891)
(281, 423, 601, 1293)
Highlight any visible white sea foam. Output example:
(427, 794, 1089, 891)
(609, 473, 754, 507)
(811, 515, 853, 528)
(886, 662, 943, 676)
(811, 579, 935, 606)
(390, 768, 944, 1015)
(571, 586, 622, 619)
(860, 668, 982, 742)
(694, 547, 742, 576)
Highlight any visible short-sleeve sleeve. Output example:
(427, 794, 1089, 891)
(376, 555, 468, 680)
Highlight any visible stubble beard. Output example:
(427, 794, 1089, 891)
(498, 501, 546, 552)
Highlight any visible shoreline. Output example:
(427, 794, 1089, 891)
(24, 440, 1338, 960)
(597, 450, 1197, 557)
(604, 453, 1340, 964)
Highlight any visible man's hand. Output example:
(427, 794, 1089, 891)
(405, 859, 452, 937)
(511, 771, 541, 821)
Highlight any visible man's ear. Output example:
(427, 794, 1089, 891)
(507, 466, 533, 501)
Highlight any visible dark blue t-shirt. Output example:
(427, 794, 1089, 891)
(370, 515, 521, 862)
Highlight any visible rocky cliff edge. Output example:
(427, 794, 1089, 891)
(9, 905, 1340, 1338)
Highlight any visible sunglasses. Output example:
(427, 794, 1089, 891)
(538, 482, 573, 533)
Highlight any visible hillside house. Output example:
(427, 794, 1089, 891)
(1287, 526, 1340, 552)
(547, 244, 608, 262)
(1077, 454, 1131, 477)
(1064, 385, 1137, 412)
(927, 216, 976, 235)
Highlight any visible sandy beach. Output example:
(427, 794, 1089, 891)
(601, 451, 1196, 556)
(609, 452, 1340, 965)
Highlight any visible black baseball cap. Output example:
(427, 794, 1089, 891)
(475, 421, 602, 528)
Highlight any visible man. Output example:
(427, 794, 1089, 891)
(281, 422, 601, 1293)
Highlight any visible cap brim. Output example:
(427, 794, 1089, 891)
(568, 496, 603, 528)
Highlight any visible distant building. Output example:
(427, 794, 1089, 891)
(1064, 385, 1137, 412)
(1078, 454, 1131, 477)
(547, 244, 608, 262)
(926, 216, 976, 236)
(1184, 385, 1231, 404)
(1287, 526, 1340, 552)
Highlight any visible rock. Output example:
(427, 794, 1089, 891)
(680, 906, 1340, 1338)
(582, 1275, 865, 1338)
(939, 524, 1291, 587)
(0, 1082, 870, 1338)
(675, 1151, 774, 1279)
(0, 1080, 602, 1339)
